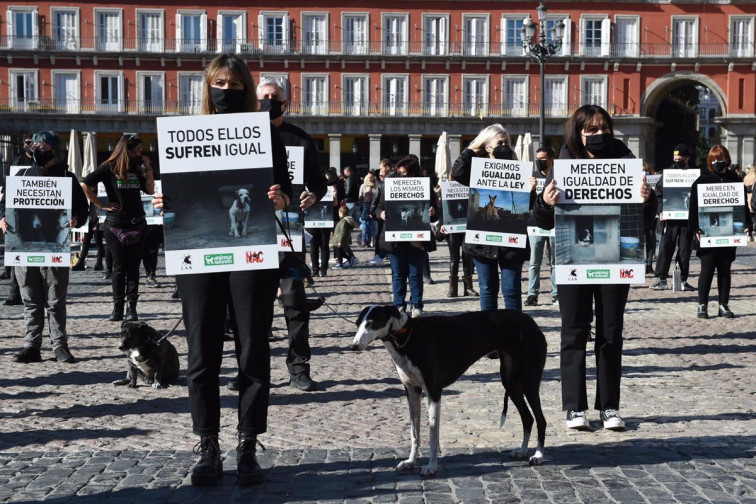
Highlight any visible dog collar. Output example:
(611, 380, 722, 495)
(383, 318, 413, 349)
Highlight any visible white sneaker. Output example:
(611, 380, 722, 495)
(601, 409, 625, 430)
(369, 255, 384, 266)
(411, 307, 422, 318)
(565, 410, 589, 429)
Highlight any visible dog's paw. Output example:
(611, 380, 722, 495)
(241, 231, 247, 237)
(229, 231, 235, 236)
(112, 379, 130, 386)
(508, 448, 527, 460)
(395, 460, 415, 471)
(419, 465, 437, 477)
(127, 382, 138, 388)
(528, 452, 544, 466)
(152, 382, 164, 389)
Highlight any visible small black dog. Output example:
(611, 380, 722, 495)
(113, 321, 180, 389)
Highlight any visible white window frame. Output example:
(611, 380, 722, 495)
(462, 14, 490, 57)
(579, 75, 607, 109)
(175, 10, 207, 53)
(501, 75, 529, 117)
(730, 15, 754, 58)
(6, 6, 38, 49)
(341, 12, 369, 56)
(94, 70, 125, 113)
(301, 73, 329, 116)
(462, 75, 489, 117)
(613, 15, 640, 58)
(136, 71, 165, 114)
(258, 11, 288, 54)
(178, 72, 204, 115)
(218, 11, 248, 53)
(136, 9, 164, 53)
(579, 15, 610, 57)
(382, 74, 409, 116)
(51, 70, 81, 114)
(545, 15, 572, 57)
(500, 14, 528, 56)
(341, 73, 369, 116)
(8, 69, 38, 111)
(671, 16, 699, 58)
(301, 12, 329, 55)
(94, 8, 123, 52)
(544, 75, 568, 117)
(422, 14, 449, 56)
(50, 7, 79, 51)
(382, 13, 409, 56)
(422, 75, 448, 117)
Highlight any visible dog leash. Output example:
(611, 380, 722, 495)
(156, 314, 184, 344)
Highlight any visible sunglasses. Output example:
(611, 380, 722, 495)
(127, 135, 142, 147)
(30, 142, 53, 152)
(23, 139, 32, 145)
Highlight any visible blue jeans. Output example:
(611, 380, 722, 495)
(473, 256, 524, 311)
(528, 234, 556, 297)
(360, 218, 376, 245)
(388, 244, 425, 310)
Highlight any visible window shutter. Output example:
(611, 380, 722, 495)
(32, 9, 39, 44)
(200, 14, 207, 51)
(175, 14, 182, 52)
(501, 16, 508, 54)
(118, 73, 125, 112)
(257, 14, 264, 50)
(601, 17, 611, 56)
(6, 10, 13, 48)
(578, 17, 585, 55)
(283, 13, 290, 52)
(217, 15, 224, 52)
(561, 17, 572, 56)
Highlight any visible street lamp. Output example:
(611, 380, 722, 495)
(521, 2, 565, 148)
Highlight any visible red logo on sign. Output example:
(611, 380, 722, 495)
(246, 251, 264, 263)
(417, 233, 424, 239)
(280, 239, 292, 247)
(508, 236, 519, 244)
(733, 238, 742, 244)
(619, 269, 634, 279)
(51, 256, 63, 263)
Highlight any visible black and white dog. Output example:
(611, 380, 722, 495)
(352, 305, 547, 476)
(113, 321, 180, 389)
(229, 188, 251, 238)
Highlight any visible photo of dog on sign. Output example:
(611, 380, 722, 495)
(160, 168, 276, 251)
(5, 208, 71, 253)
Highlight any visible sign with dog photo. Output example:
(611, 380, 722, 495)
(464, 158, 531, 248)
(385, 177, 431, 241)
(303, 185, 334, 228)
(277, 146, 305, 252)
(552, 158, 646, 284)
(660, 169, 699, 220)
(696, 183, 748, 248)
(4, 175, 73, 267)
(156, 112, 278, 275)
(440, 181, 469, 233)
(141, 180, 163, 226)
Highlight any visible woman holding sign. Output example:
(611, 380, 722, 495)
(534, 105, 655, 431)
(153, 53, 291, 487)
(688, 145, 752, 319)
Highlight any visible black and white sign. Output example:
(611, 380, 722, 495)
(385, 177, 431, 242)
(440, 181, 469, 233)
(303, 185, 334, 228)
(554, 158, 644, 204)
(697, 183, 747, 248)
(660, 169, 699, 220)
(276, 146, 305, 252)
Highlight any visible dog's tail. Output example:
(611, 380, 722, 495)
(500, 391, 509, 428)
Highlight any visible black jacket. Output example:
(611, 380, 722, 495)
(277, 121, 327, 202)
(344, 173, 360, 203)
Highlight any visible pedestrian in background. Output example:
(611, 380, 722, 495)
(525, 146, 557, 306)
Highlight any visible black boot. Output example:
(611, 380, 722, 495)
(93, 257, 104, 271)
(191, 435, 223, 486)
(109, 299, 125, 322)
(236, 433, 264, 486)
(447, 276, 459, 297)
(124, 299, 138, 322)
(463, 275, 479, 296)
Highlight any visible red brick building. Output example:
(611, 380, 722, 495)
(1, 1, 755, 172)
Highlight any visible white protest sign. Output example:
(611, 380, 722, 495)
(440, 181, 469, 233)
(303, 185, 334, 228)
(464, 158, 531, 248)
(4, 176, 73, 267)
(9, 165, 27, 176)
(142, 180, 163, 225)
(385, 177, 431, 241)
(286, 146, 304, 185)
(660, 169, 699, 220)
(554, 158, 644, 204)
(527, 226, 555, 237)
(697, 183, 747, 248)
(646, 173, 661, 189)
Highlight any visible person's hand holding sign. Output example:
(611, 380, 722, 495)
(640, 175, 652, 203)
(0, 217, 8, 233)
(299, 190, 316, 211)
(268, 184, 289, 211)
(542, 180, 560, 206)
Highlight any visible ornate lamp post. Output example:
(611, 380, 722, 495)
(521, 2, 565, 147)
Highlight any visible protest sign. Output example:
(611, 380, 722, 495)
(528, 167, 554, 237)
(527, 226, 555, 237)
(385, 177, 431, 241)
(440, 181, 469, 233)
(646, 173, 661, 190)
(696, 183, 748, 248)
(303, 185, 334, 228)
(464, 158, 531, 248)
(552, 158, 645, 284)
(156, 112, 278, 275)
(660, 169, 699, 220)
(276, 146, 305, 252)
(4, 176, 72, 267)
(142, 180, 163, 226)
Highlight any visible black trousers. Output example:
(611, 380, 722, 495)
(142, 225, 163, 275)
(103, 228, 144, 302)
(374, 220, 386, 258)
(558, 284, 629, 412)
(644, 222, 657, 267)
(177, 269, 278, 436)
(308, 228, 331, 272)
(333, 245, 354, 264)
(280, 276, 311, 376)
(655, 222, 692, 281)
(446, 233, 473, 277)
(697, 249, 734, 305)
(80, 230, 105, 262)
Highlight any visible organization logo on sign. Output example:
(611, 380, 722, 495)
(204, 253, 235, 266)
(51, 256, 64, 264)
(181, 254, 193, 270)
(587, 269, 611, 279)
(246, 251, 264, 264)
(619, 268, 634, 279)
(716, 239, 730, 245)
(27, 256, 45, 263)
(400, 233, 413, 239)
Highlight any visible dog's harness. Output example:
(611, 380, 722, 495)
(379, 318, 414, 349)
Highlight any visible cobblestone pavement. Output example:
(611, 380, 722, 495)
(1, 241, 755, 503)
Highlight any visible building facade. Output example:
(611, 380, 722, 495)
(1, 0, 755, 172)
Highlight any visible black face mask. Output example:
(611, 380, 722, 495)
(492, 144, 514, 160)
(673, 160, 687, 169)
(259, 98, 284, 120)
(32, 150, 55, 167)
(536, 159, 549, 173)
(24, 144, 33, 157)
(711, 160, 728, 174)
(129, 157, 143, 172)
(584, 133, 614, 158)
(210, 87, 245, 114)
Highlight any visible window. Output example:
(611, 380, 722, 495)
(730, 16, 754, 57)
(221, 12, 247, 53)
(502, 76, 528, 116)
(545, 16, 571, 56)
(463, 15, 489, 56)
(6, 7, 38, 49)
(672, 17, 698, 58)
(423, 76, 448, 117)
(423, 15, 448, 56)
(342, 75, 368, 116)
(580, 76, 607, 109)
(176, 12, 207, 53)
(258, 12, 288, 54)
(501, 15, 526, 55)
(53, 71, 80, 113)
(302, 75, 328, 116)
(51, 8, 78, 51)
(96, 10, 122, 52)
(179, 73, 204, 114)
(614, 16, 639, 58)
(382, 75, 408, 116)
(138, 73, 165, 114)
(342, 14, 368, 55)
(9, 70, 38, 111)
(580, 16, 609, 57)
(383, 15, 408, 55)
(302, 14, 328, 55)
(95, 72, 124, 113)
(544, 76, 568, 117)
(138, 11, 164, 53)
(462, 76, 488, 117)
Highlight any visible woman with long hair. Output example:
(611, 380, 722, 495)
(81, 134, 154, 322)
(689, 145, 752, 318)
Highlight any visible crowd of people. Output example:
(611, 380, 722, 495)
(1, 53, 754, 488)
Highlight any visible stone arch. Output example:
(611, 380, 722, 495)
(641, 71, 727, 118)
